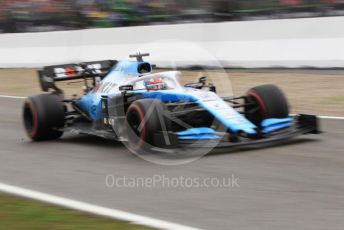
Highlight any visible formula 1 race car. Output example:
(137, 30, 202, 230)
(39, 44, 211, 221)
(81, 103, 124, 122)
(23, 53, 320, 153)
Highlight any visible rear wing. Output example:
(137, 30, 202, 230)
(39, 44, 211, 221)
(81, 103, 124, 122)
(38, 60, 117, 94)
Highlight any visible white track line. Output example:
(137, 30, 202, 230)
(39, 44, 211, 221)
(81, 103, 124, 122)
(0, 95, 26, 99)
(0, 182, 203, 230)
(0, 94, 343, 120)
(318, 115, 344, 120)
(290, 114, 344, 120)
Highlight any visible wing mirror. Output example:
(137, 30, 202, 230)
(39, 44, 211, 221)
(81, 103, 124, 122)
(198, 76, 207, 85)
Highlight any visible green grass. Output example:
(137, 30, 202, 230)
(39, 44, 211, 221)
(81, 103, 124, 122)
(0, 193, 153, 230)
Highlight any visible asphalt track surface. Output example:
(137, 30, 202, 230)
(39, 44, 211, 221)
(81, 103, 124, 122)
(0, 97, 343, 230)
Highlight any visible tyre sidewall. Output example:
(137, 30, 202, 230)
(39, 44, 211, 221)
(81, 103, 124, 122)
(125, 99, 169, 151)
(24, 94, 65, 141)
(246, 84, 289, 125)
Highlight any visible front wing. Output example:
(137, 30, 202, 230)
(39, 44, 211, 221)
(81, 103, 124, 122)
(153, 114, 320, 152)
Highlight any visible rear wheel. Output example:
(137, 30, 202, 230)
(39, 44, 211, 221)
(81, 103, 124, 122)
(245, 84, 289, 126)
(23, 94, 65, 141)
(125, 99, 170, 151)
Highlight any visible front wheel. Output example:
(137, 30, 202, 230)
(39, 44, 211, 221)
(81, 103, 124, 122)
(245, 84, 289, 126)
(125, 99, 170, 151)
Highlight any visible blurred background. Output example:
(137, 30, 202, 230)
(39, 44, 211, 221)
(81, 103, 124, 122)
(1, 0, 344, 33)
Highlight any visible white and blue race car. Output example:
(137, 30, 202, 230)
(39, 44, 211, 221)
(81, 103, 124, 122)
(23, 53, 319, 153)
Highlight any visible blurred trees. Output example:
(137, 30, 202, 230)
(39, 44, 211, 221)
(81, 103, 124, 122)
(1, 0, 344, 33)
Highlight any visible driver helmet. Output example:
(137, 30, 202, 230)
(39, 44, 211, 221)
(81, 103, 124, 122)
(144, 78, 167, 91)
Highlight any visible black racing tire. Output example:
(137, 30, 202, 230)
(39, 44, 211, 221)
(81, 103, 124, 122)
(23, 94, 65, 141)
(125, 99, 170, 151)
(245, 84, 289, 126)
